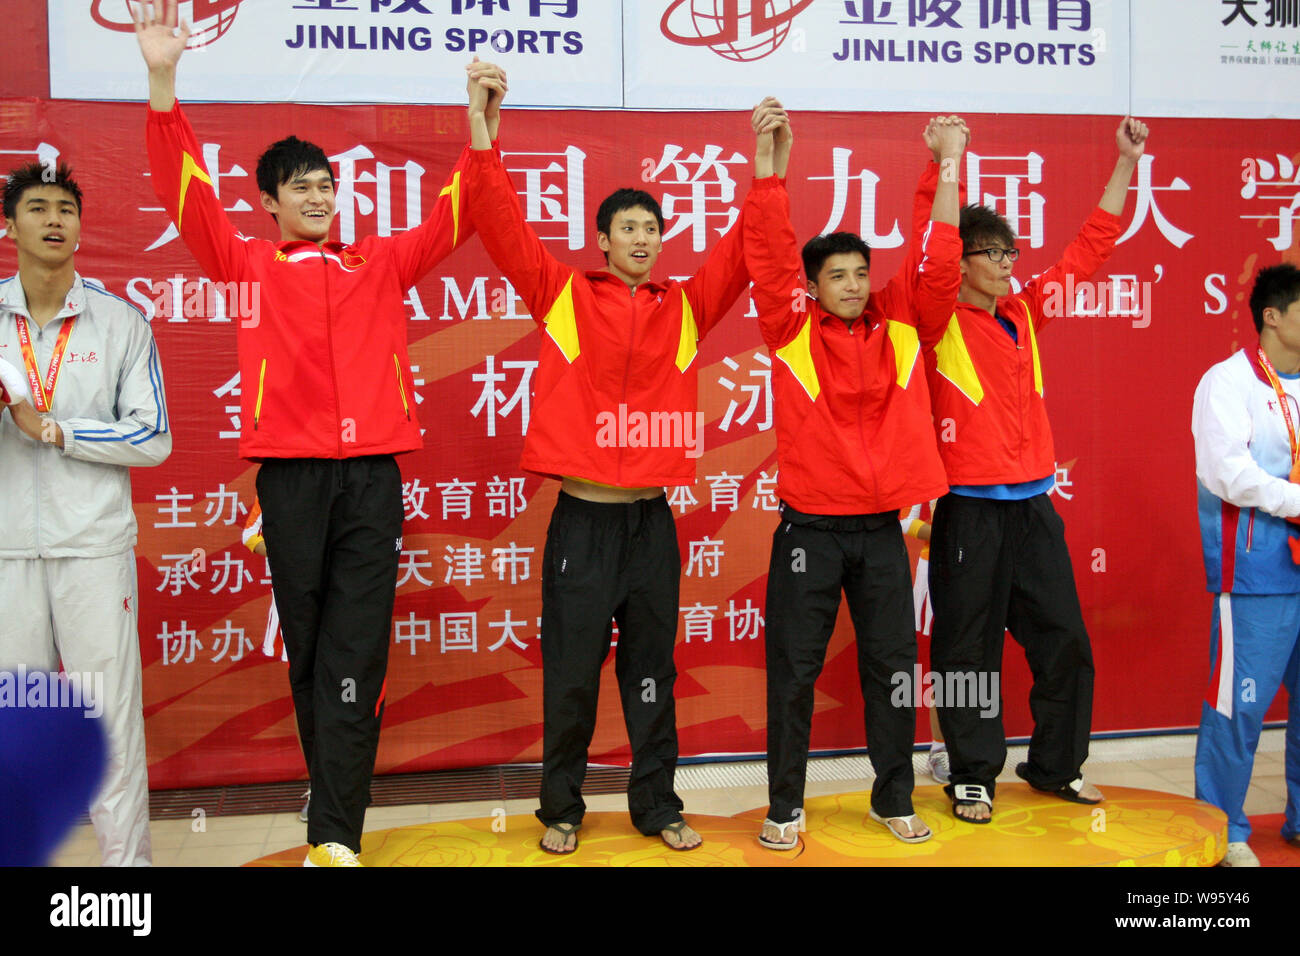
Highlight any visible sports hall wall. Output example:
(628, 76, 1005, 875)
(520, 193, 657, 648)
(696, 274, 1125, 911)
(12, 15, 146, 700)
(3, 2, 1298, 788)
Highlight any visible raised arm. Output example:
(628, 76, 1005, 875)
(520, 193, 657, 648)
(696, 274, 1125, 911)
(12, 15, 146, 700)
(138, 0, 250, 285)
(136, 0, 186, 112)
(677, 104, 784, 342)
(381, 60, 510, 288)
(383, 146, 480, 291)
(926, 116, 966, 233)
(1021, 117, 1149, 331)
(1100, 117, 1148, 216)
(463, 63, 573, 325)
(466, 57, 506, 150)
(743, 99, 804, 350)
(753, 96, 791, 180)
(893, 117, 967, 346)
(910, 116, 969, 253)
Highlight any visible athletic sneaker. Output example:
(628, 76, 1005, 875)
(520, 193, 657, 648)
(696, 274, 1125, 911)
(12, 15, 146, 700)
(1220, 842, 1259, 867)
(927, 748, 951, 784)
(304, 842, 363, 867)
(299, 788, 310, 824)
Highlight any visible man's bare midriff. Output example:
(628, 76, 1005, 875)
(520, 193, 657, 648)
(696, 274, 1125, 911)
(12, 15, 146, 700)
(561, 476, 664, 503)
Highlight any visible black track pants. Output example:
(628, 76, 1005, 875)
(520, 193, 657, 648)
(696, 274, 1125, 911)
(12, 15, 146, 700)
(764, 507, 919, 824)
(256, 456, 403, 852)
(928, 492, 1095, 797)
(537, 492, 686, 835)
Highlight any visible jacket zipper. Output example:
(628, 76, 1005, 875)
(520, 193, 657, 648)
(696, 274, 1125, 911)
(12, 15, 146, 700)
(321, 252, 344, 457)
(1015, 311, 1026, 469)
(32, 319, 44, 556)
(617, 283, 637, 486)
(393, 353, 411, 420)
(33, 395, 42, 556)
(254, 358, 267, 429)
(851, 320, 880, 501)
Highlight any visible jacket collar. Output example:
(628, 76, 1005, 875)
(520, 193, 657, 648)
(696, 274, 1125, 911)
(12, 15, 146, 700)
(0, 272, 87, 324)
(583, 270, 668, 296)
(990, 295, 1030, 328)
(276, 240, 368, 271)
(1246, 343, 1278, 387)
(816, 301, 877, 334)
(277, 238, 346, 255)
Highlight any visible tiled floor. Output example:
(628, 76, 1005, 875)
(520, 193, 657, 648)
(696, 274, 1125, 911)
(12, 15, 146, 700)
(48, 730, 1293, 867)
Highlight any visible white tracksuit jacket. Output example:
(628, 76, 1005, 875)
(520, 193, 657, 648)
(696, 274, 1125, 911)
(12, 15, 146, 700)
(0, 274, 171, 557)
(1193, 347, 1300, 594)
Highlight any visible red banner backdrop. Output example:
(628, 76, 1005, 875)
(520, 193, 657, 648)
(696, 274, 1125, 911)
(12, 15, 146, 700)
(3, 15, 1297, 790)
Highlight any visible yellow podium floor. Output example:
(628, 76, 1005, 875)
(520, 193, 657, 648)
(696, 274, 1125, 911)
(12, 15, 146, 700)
(247, 784, 1227, 867)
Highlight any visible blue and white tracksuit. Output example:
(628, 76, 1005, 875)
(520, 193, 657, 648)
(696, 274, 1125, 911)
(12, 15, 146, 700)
(1192, 347, 1300, 844)
(0, 274, 171, 866)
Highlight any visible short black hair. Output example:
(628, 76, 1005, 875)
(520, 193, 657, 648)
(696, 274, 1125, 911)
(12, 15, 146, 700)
(959, 203, 1016, 254)
(801, 232, 870, 281)
(1250, 263, 1300, 334)
(255, 136, 335, 198)
(4, 162, 83, 221)
(596, 188, 665, 237)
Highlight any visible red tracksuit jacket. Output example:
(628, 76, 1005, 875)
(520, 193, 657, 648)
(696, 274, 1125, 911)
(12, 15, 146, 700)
(464, 146, 750, 487)
(743, 166, 959, 515)
(147, 103, 475, 460)
(915, 171, 1123, 485)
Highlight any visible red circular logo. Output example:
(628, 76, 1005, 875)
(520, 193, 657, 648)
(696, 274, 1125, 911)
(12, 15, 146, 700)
(91, 0, 243, 48)
(660, 0, 815, 62)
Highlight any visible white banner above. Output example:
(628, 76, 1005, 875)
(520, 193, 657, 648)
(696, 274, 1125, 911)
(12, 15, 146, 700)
(46, 1, 1300, 118)
(626, 0, 1128, 115)
(1132, 0, 1300, 119)
(52, 0, 623, 106)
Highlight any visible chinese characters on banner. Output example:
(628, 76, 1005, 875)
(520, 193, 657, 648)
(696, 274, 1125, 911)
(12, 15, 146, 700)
(6, 93, 1278, 789)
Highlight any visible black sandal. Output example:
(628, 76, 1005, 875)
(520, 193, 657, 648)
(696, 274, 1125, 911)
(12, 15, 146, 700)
(661, 819, 702, 851)
(539, 821, 580, 854)
(1016, 763, 1103, 804)
(945, 783, 993, 823)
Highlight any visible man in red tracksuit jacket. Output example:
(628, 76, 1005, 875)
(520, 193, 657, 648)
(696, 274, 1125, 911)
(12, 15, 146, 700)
(463, 63, 752, 854)
(743, 100, 967, 849)
(917, 117, 1150, 823)
(137, 3, 489, 866)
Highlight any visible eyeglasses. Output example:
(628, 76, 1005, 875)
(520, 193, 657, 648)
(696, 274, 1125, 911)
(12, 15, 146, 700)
(964, 247, 1020, 263)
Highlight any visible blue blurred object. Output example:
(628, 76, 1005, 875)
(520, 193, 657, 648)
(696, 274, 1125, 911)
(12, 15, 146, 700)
(0, 687, 108, 866)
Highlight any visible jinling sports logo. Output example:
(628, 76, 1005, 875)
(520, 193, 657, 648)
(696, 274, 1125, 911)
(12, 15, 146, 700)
(91, 0, 243, 48)
(660, 0, 815, 62)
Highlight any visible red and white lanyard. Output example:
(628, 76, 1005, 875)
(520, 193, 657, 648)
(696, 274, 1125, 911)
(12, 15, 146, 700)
(1258, 347, 1300, 468)
(14, 314, 76, 414)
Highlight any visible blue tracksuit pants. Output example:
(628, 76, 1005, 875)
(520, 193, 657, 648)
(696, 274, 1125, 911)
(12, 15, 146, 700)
(1194, 592, 1300, 843)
